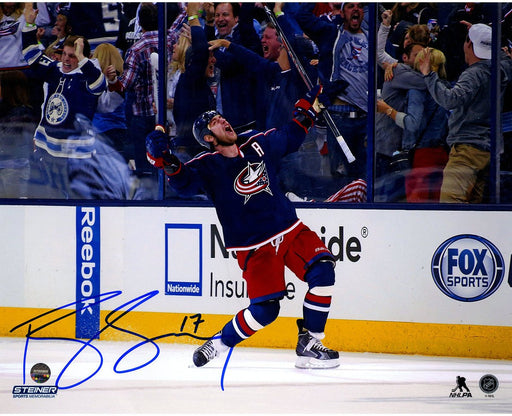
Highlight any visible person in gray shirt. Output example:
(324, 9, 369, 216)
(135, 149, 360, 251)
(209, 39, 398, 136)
(419, 23, 512, 203)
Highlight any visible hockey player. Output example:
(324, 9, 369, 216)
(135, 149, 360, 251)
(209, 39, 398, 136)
(145, 85, 340, 369)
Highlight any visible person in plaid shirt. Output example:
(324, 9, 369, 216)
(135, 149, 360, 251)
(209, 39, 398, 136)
(110, 3, 186, 176)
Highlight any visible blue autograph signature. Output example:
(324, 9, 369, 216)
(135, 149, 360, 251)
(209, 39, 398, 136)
(10, 290, 234, 391)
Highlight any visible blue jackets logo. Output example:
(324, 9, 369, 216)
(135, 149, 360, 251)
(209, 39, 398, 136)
(431, 234, 504, 302)
(234, 161, 272, 204)
(46, 92, 69, 125)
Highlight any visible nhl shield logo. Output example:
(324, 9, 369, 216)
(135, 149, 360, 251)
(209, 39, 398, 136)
(234, 161, 273, 203)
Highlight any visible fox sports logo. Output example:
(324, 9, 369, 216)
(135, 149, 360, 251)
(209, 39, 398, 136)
(431, 235, 504, 302)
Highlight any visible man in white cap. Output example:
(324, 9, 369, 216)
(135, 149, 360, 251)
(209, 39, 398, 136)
(419, 23, 512, 203)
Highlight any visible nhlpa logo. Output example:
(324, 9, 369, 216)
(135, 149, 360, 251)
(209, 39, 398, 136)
(234, 161, 272, 203)
(431, 234, 505, 302)
(449, 376, 472, 398)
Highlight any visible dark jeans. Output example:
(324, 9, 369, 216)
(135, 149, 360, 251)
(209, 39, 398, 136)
(129, 115, 156, 176)
(326, 112, 368, 182)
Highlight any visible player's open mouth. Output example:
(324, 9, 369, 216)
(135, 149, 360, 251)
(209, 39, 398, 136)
(262, 45, 269, 53)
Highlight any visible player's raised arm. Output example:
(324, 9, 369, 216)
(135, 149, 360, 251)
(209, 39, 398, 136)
(145, 126, 182, 176)
(292, 84, 322, 133)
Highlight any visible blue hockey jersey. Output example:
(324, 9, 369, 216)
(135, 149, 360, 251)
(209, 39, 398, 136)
(168, 121, 308, 250)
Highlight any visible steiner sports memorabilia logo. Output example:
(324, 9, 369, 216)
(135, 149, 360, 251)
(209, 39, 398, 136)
(12, 363, 58, 399)
(234, 161, 272, 203)
(431, 234, 505, 302)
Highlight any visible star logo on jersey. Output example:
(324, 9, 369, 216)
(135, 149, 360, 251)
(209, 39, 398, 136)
(234, 161, 272, 204)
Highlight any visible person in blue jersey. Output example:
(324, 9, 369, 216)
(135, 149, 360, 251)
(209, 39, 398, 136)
(23, 4, 106, 159)
(20, 5, 143, 200)
(146, 85, 340, 369)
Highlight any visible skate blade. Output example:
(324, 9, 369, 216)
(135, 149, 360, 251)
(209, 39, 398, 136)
(295, 356, 340, 369)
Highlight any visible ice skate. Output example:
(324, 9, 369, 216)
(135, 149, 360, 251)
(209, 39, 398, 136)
(295, 319, 339, 369)
(193, 333, 228, 367)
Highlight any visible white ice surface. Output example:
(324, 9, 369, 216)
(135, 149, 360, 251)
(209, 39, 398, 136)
(1, 337, 511, 414)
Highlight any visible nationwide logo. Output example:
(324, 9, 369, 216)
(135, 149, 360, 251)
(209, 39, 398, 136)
(431, 234, 505, 302)
(165, 224, 202, 296)
(234, 161, 272, 203)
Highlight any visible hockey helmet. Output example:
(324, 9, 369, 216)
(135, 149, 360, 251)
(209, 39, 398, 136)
(193, 110, 222, 148)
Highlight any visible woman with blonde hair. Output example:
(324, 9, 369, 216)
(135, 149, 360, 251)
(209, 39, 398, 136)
(91, 43, 128, 159)
(92, 43, 124, 75)
(414, 46, 447, 79)
(166, 27, 192, 138)
(378, 47, 450, 202)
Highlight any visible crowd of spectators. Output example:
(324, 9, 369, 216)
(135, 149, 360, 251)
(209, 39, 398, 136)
(0, 2, 511, 203)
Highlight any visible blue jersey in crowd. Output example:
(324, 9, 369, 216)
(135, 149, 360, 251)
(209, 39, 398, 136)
(22, 27, 106, 158)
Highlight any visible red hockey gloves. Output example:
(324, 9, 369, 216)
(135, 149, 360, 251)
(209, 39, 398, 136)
(146, 128, 181, 174)
(293, 85, 322, 133)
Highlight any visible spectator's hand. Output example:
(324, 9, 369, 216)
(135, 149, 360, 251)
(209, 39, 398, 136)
(460, 20, 472, 30)
(187, 2, 201, 15)
(105, 64, 117, 81)
(274, 2, 284, 14)
(381, 9, 392, 27)
(36, 27, 45, 42)
(24, 3, 38, 24)
(209, 39, 231, 50)
(203, 2, 214, 24)
(418, 47, 432, 75)
(75, 37, 86, 61)
(376, 99, 389, 114)
(383, 62, 397, 81)
(318, 79, 349, 107)
(179, 24, 191, 41)
(146, 128, 181, 173)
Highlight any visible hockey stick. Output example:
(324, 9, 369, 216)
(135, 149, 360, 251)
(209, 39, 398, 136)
(263, 5, 355, 163)
(150, 52, 159, 124)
